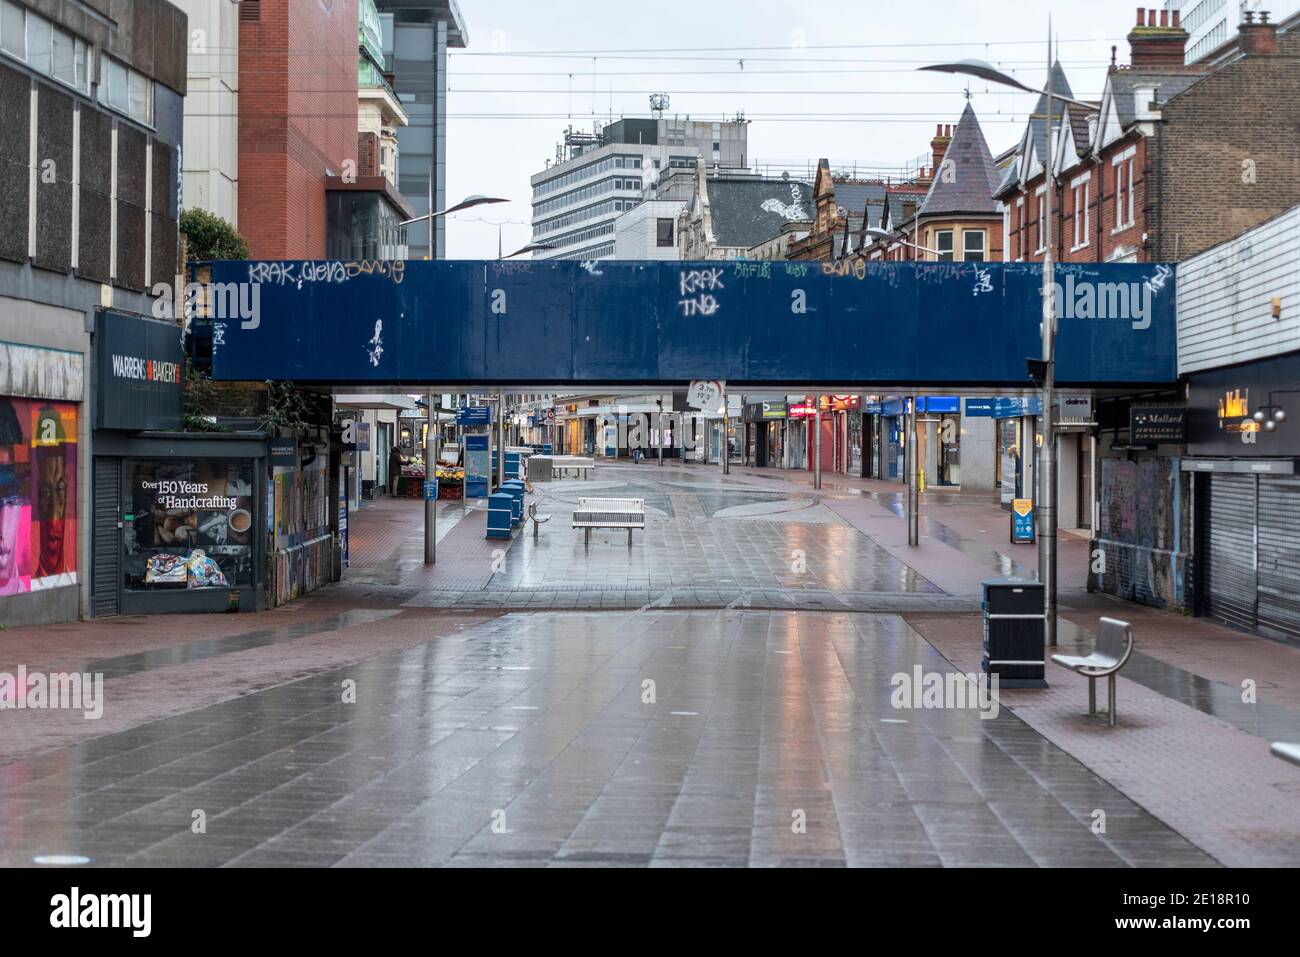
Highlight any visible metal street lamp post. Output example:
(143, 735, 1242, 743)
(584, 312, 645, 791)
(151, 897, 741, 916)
(864, 227, 942, 544)
(919, 36, 1091, 647)
(412, 192, 509, 565)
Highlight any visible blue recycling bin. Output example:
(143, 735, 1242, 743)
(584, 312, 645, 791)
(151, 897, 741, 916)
(486, 492, 513, 539)
(502, 480, 525, 527)
(505, 451, 522, 480)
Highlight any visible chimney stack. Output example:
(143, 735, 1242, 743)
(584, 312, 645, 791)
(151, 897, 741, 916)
(1239, 9, 1279, 56)
(931, 122, 952, 174)
(1128, 5, 1188, 66)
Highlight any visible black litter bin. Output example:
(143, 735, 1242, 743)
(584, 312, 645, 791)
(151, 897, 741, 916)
(981, 577, 1047, 688)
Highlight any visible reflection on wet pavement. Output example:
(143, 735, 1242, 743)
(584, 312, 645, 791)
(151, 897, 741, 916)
(83, 610, 402, 679)
(0, 611, 1216, 867)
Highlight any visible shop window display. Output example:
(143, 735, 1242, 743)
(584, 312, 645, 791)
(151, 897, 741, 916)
(123, 459, 255, 589)
(0, 397, 78, 597)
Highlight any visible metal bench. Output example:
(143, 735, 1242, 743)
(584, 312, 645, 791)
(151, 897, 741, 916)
(553, 456, 595, 479)
(1271, 742, 1300, 767)
(572, 496, 645, 545)
(1050, 617, 1135, 726)
(528, 500, 551, 540)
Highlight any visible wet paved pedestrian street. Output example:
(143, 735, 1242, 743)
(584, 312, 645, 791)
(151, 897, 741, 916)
(1, 464, 1297, 867)
(0, 611, 1214, 867)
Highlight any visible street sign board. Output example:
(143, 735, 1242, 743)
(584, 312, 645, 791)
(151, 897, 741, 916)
(1131, 403, 1186, 443)
(1010, 498, 1035, 544)
(422, 480, 439, 501)
(687, 379, 725, 411)
(458, 406, 492, 426)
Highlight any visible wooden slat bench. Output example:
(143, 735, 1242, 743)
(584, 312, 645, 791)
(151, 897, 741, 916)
(572, 497, 645, 545)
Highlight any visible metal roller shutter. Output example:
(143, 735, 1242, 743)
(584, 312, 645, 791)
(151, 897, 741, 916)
(91, 457, 121, 618)
(1204, 473, 1257, 631)
(1257, 476, 1300, 640)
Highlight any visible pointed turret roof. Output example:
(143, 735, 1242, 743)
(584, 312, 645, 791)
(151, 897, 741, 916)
(918, 102, 1001, 217)
(1028, 61, 1076, 163)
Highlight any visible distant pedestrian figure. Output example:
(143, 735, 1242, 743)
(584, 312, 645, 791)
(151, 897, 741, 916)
(388, 445, 403, 495)
(632, 446, 643, 464)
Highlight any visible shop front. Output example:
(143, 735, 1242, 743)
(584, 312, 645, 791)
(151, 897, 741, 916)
(96, 443, 266, 615)
(789, 395, 863, 475)
(741, 402, 787, 468)
(915, 397, 960, 488)
(965, 396, 1040, 505)
(0, 343, 83, 626)
(865, 398, 906, 481)
(1184, 353, 1300, 640)
(90, 310, 269, 615)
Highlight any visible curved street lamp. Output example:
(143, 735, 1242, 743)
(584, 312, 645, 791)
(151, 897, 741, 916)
(918, 59, 1095, 109)
(920, 35, 1069, 649)
(404, 189, 508, 566)
(502, 242, 556, 260)
(401, 193, 508, 227)
(864, 227, 942, 258)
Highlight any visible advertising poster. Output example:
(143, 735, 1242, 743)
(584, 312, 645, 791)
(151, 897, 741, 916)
(464, 434, 490, 498)
(0, 398, 78, 597)
(1011, 498, 1036, 544)
(124, 459, 254, 588)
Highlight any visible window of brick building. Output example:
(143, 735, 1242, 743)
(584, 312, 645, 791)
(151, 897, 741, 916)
(934, 230, 954, 261)
(1113, 148, 1136, 231)
(1034, 187, 1046, 253)
(1071, 175, 1090, 249)
(963, 230, 985, 262)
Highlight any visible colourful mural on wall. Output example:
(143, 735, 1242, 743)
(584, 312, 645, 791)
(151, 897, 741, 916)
(0, 398, 78, 597)
(1092, 456, 1184, 611)
(270, 453, 331, 606)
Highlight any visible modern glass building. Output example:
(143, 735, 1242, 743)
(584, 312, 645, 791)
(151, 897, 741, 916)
(376, 0, 467, 260)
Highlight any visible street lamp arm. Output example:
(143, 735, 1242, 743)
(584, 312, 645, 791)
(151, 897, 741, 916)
(864, 228, 942, 257)
(918, 60, 1095, 109)
(401, 194, 508, 227)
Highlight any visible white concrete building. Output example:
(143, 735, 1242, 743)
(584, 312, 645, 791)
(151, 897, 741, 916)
(1165, 0, 1300, 62)
(614, 200, 686, 260)
(530, 117, 749, 261)
(174, 0, 240, 223)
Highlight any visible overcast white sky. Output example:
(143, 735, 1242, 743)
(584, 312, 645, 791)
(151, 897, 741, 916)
(442, 0, 1161, 258)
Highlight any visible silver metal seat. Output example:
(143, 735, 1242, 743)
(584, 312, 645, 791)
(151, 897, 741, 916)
(1270, 742, 1300, 767)
(1050, 617, 1135, 726)
(572, 497, 645, 544)
(527, 501, 551, 540)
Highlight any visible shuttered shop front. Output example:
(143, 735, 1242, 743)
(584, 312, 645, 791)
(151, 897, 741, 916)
(1257, 476, 1300, 639)
(1198, 470, 1300, 640)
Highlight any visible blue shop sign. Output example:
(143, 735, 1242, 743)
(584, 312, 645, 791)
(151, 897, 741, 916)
(966, 396, 1043, 418)
(917, 396, 960, 414)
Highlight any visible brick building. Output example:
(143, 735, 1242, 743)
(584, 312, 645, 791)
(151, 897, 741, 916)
(237, 0, 360, 258)
(998, 8, 1300, 265)
(786, 159, 886, 261)
(862, 104, 1007, 264)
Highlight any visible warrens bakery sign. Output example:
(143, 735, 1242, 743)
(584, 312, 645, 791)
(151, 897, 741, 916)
(96, 311, 185, 431)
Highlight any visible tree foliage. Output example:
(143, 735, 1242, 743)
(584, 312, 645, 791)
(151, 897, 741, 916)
(258, 380, 311, 435)
(180, 208, 250, 261)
